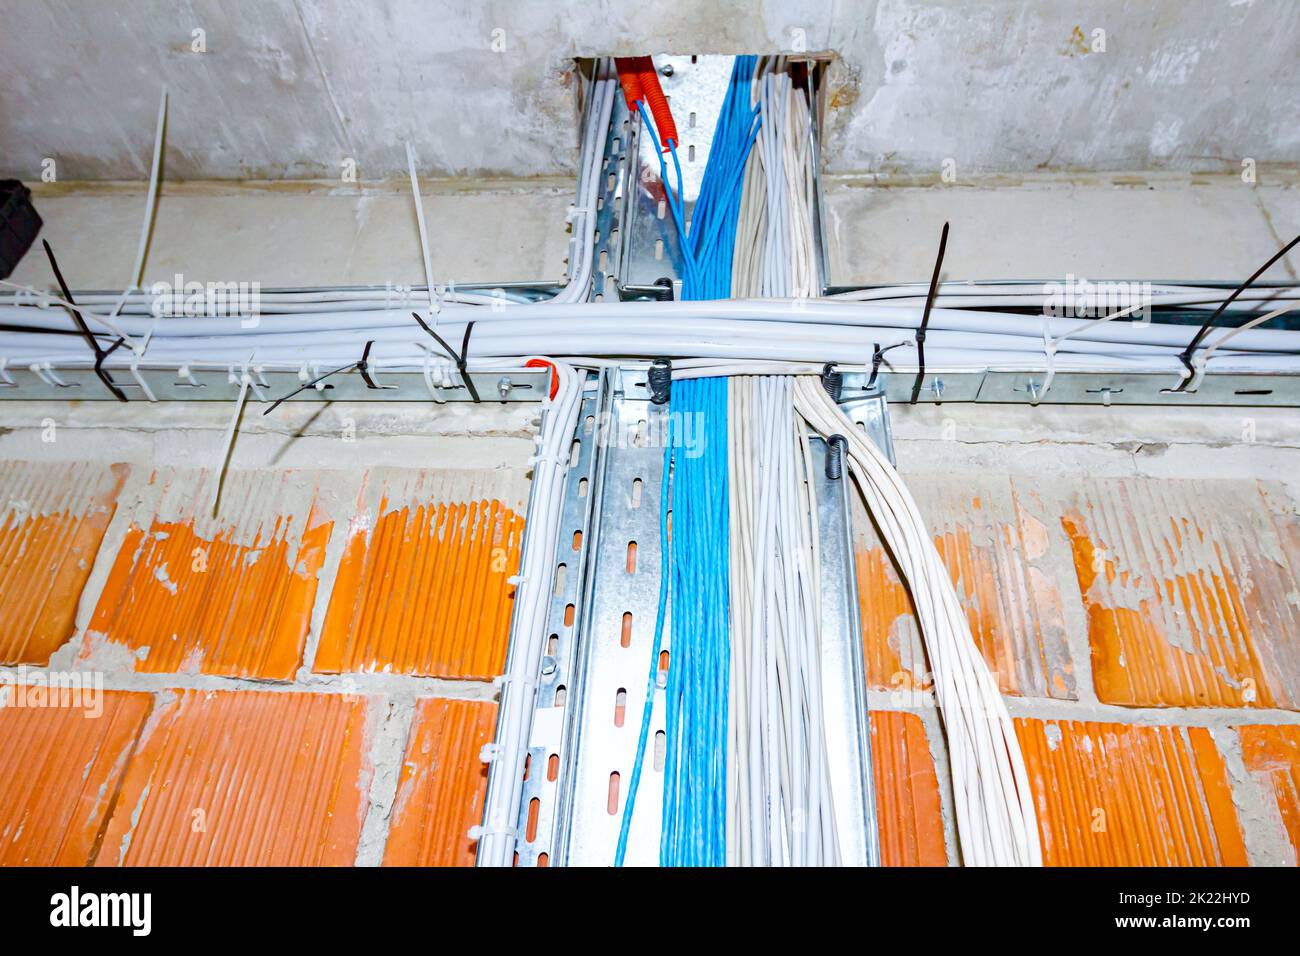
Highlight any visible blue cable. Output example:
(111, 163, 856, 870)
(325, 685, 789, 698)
(681, 56, 761, 302)
(617, 59, 755, 866)
(635, 57, 761, 302)
(660, 377, 729, 866)
(636, 102, 697, 290)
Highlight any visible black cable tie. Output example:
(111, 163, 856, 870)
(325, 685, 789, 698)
(867, 346, 885, 389)
(910, 221, 949, 405)
(460, 321, 480, 403)
(262, 360, 357, 416)
(1173, 230, 1300, 391)
(42, 240, 128, 402)
(98, 336, 126, 387)
(357, 339, 379, 389)
(868, 342, 907, 390)
(411, 312, 480, 402)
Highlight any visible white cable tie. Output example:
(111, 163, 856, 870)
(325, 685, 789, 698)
(421, 353, 446, 403)
(505, 574, 525, 586)
(527, 451, 567, 470)
(129, 354, 157, 402)
(109, 86, 166, 323)
(467, 823, 516, 843)
(178, 364, 199, 387)
(1189, 300, 1300, 393)
(230, 360, 264, 401)
(1185, 353, 1209, 393)
(209, 370, 252, 515)
(566, 203, 594, 224)
(0, 358, 13, 387)
(1038, 337, 1058, 405)
(134, 318, 157, 359)
(405, 142, 440, 318)
(479, 742, 505, 763)
(492, 672, 538, 692)
(248, 364, 268, 401)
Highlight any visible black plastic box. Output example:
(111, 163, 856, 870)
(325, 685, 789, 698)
(0, 180, 42, 280)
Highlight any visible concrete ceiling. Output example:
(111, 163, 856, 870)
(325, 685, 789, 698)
(2, 0, 1297, 182)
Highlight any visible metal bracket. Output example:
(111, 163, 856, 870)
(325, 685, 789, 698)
(0, 363, 546, 403)
(809, 434, 880, 866)
(838, 377, 897, 466)
(552, 366, 670, 865)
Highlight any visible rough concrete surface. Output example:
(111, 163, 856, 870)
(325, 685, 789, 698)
(2, 1, 1298, 181)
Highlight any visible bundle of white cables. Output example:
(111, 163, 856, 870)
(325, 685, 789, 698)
(794, 376, 1042, 866)
(475, 360, 585, 866)
(729, 56, 819, 299)
(476, 59, 620, 871)
(728, 374, 839, 866)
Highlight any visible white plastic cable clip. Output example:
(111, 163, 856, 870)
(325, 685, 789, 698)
(466, 823, 516, 843)
(565, 203, 594, 224)
(307, 362, 328, 391)
(421, 353, 445, 403)
(492, 672, 538, 692)
(30, 362, 69, 388)
(528, 450, 567, 471)
(479, 742, 505, 763)
(237, 359, 266, 402)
